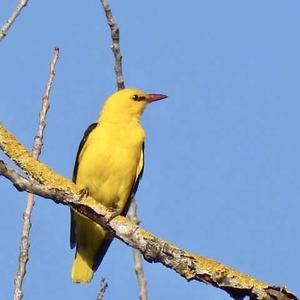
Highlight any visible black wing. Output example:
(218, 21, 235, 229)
(72, 123, 98, 183)
(70, 123, 98, 249)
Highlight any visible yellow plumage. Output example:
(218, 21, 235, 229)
(70, 88, 167, 283)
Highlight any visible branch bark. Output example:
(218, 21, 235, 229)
(0, 124, 297, 300)
(0, 0, 29, 41)
(13, 48, 59, 300)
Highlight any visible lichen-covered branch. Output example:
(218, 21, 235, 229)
(0, 123, 70, 190)
(100, 0, 125, 90)
(0, 0, 29, 41)
(13, 48, 59, 300)
(128, 199, 148, 300)
(0, 125, 297, 300)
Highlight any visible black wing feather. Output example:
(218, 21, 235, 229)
(72, 123, 98, 183)
(132, 142, 144, 194)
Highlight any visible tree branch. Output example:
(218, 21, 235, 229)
(0, 0, 29, 42)
(100, 0, 125, 90)
(13, 48, 59, 300)
(128, 199, 148, 300)
(0, 125, 297, 300)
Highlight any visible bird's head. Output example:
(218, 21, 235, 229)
(98, 88, 167, 123)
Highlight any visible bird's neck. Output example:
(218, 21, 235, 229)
(98, 115, 141, 124)
(98, 109, 144, 124)
(95, 118, 146, 144)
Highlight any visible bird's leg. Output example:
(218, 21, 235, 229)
(77, 187, 89, 201)
(108, 204, 122, 222)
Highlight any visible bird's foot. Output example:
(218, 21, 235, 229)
(77, 188, 89, 201)
(108, 206, 122, 222)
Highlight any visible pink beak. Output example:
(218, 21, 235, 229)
(146, 94, 168, 103)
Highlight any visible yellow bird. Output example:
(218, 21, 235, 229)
(70, 88, 167, 283)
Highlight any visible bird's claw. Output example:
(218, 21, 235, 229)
(108, 206, 122, 222)
(78, 188, 89, 201)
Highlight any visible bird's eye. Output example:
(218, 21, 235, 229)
(131, 94, 146, 101)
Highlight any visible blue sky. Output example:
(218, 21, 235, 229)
(1, 1, 300, 299)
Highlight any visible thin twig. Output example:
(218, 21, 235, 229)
(13, 48, 59, 300)
(128, 199, 148, 300)
(0, 0, 29, 42)
(100, 0, 125, 90)
(99, 2, 148, 298)
(96, 278, 108, 300)
(0, 155, 297, 300)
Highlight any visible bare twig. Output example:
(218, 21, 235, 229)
(13, 48, 59, 300)
(128, 199, 148, 300)
(96, 278, 108, 300)
(100, 0, 125, 90)
(0, 0, 29, 42)
(99, 2, 148, 298)
(99, 2, 148, 297)
(0, 128, 297, 300)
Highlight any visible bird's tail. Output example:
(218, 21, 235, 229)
(71, 248, 94, 283)
(70, 213, 113, 284)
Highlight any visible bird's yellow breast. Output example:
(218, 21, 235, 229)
(76, 121, 145, 209)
